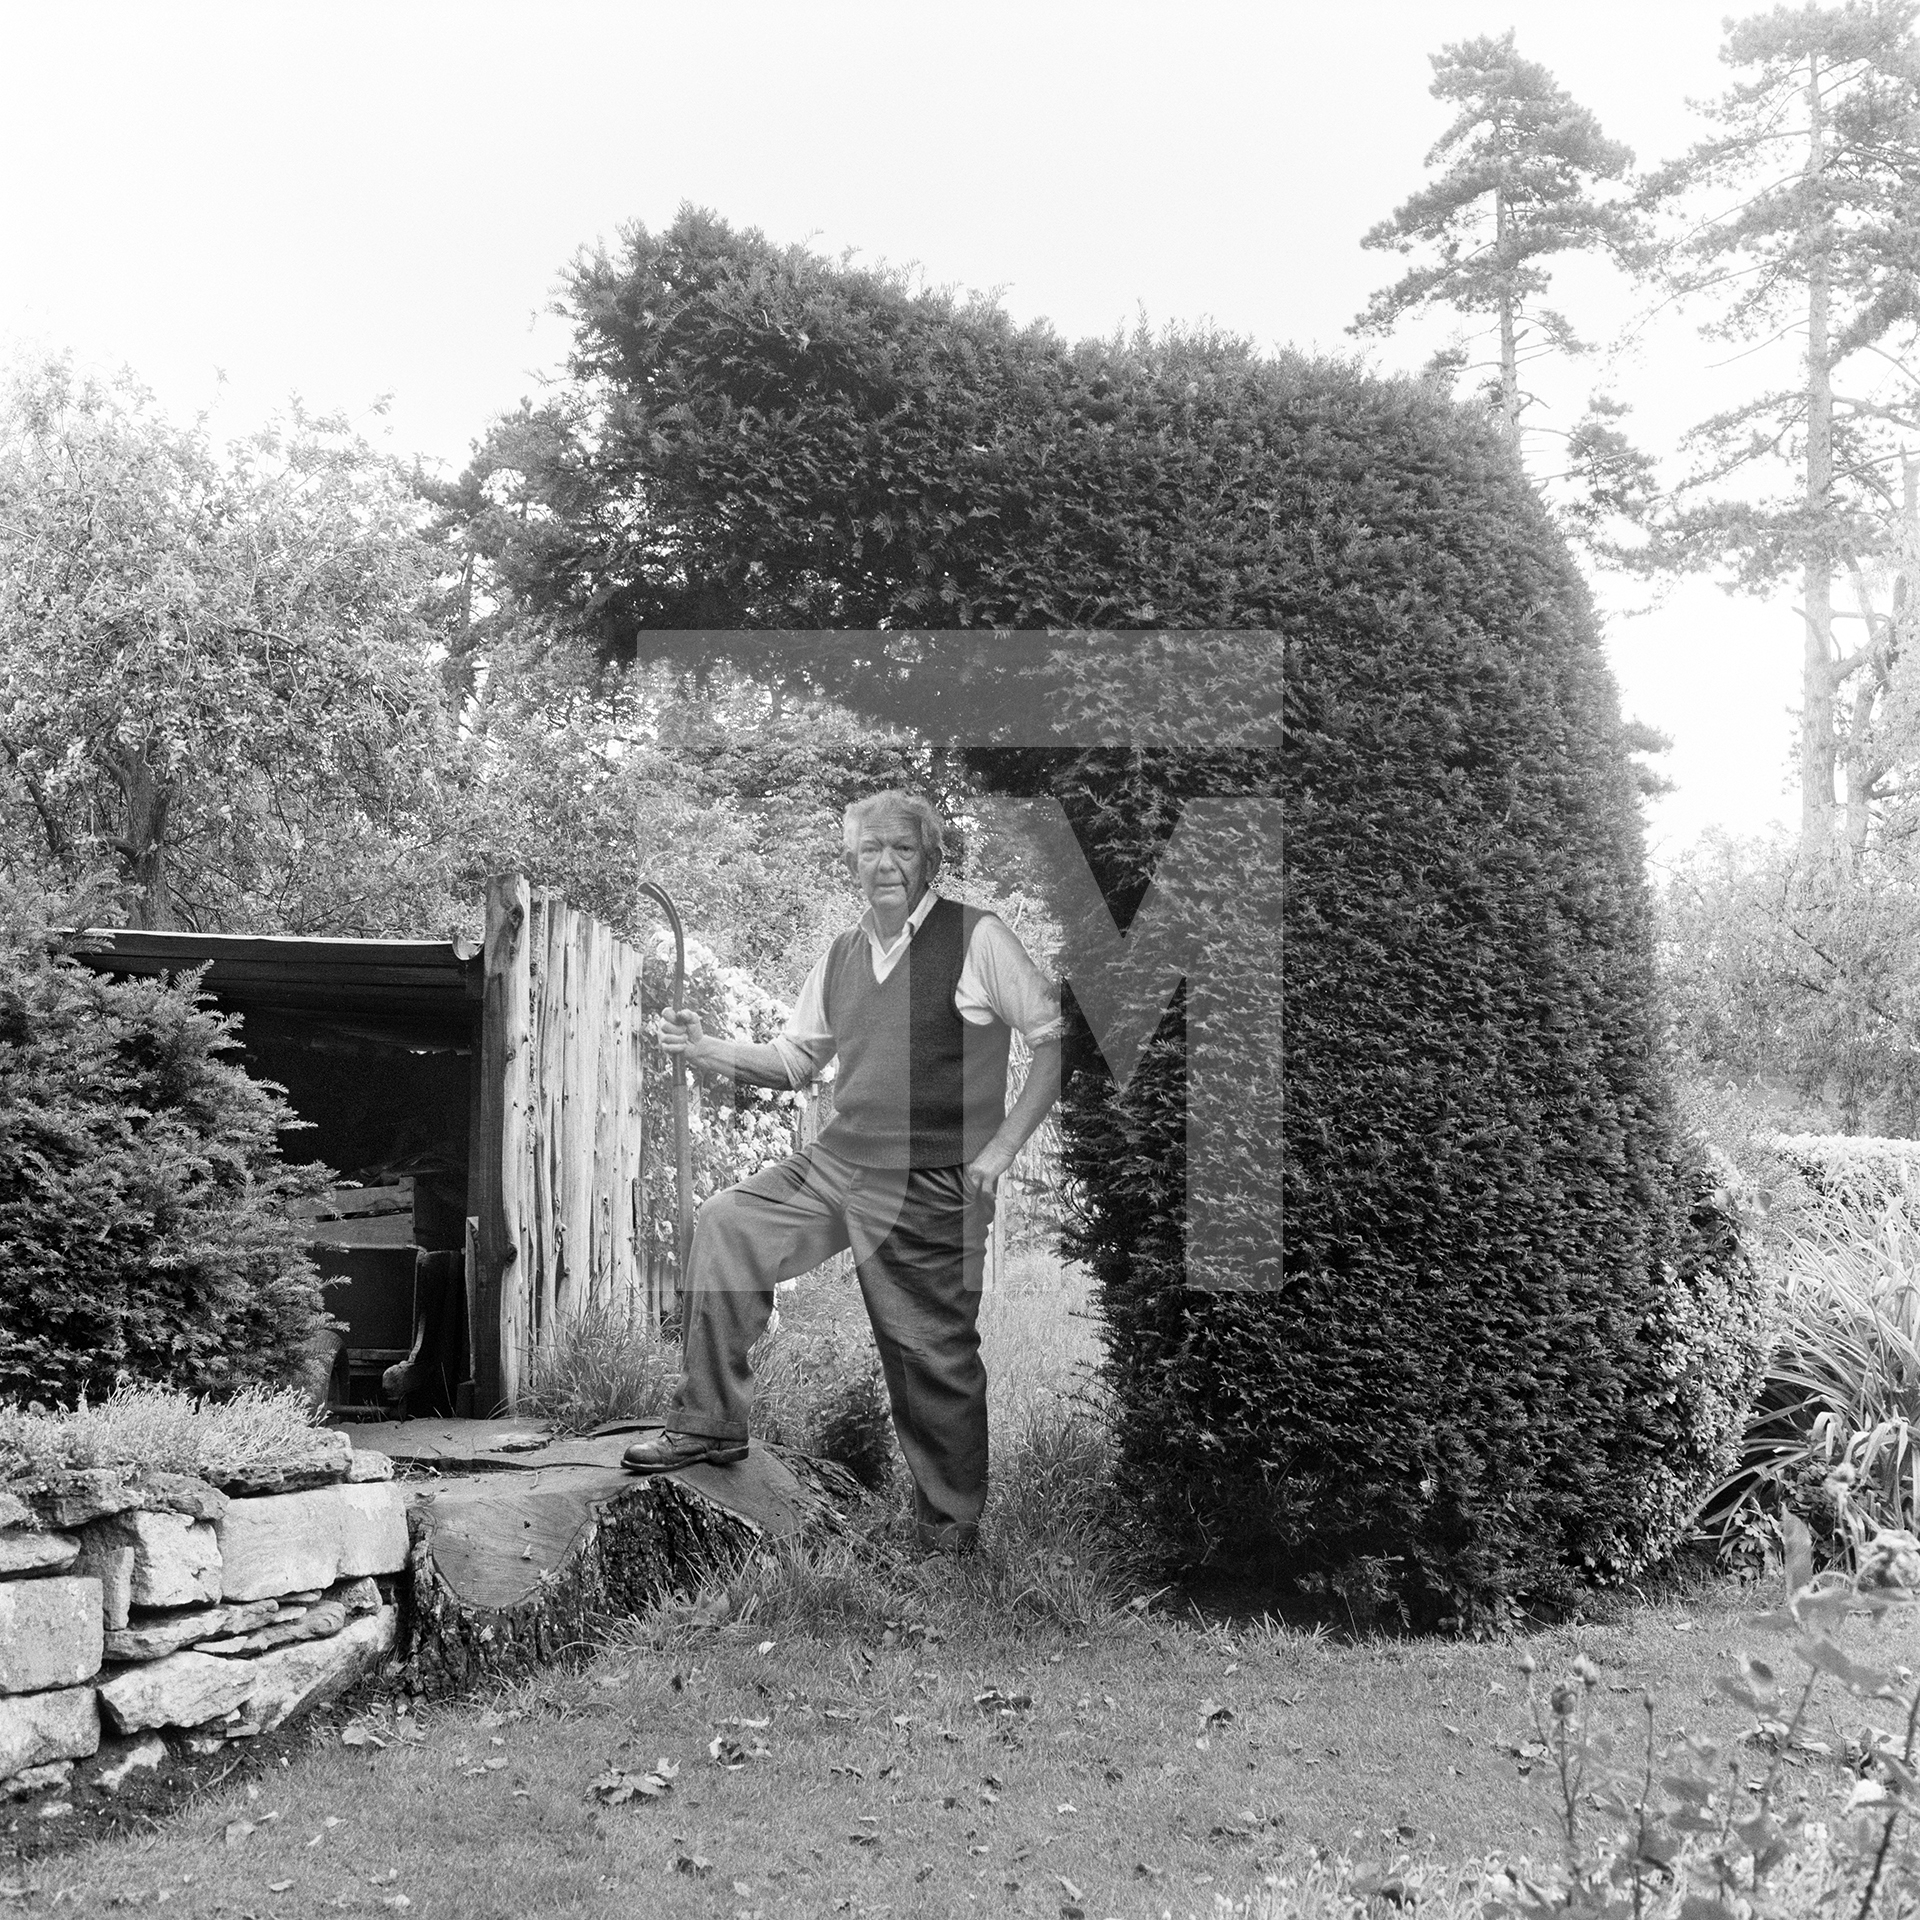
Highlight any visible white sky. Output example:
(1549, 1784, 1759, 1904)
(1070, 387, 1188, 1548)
(0, 0, 1818, 865)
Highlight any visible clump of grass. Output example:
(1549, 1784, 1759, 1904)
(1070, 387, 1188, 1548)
(748, 1314, 901, 1491)
(514, 1303, 680, 1435)
(969, 1385, 1154, 1629)
(0, 1382, 329, 1485)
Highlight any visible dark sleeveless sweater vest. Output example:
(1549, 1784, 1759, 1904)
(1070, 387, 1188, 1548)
(817, 896, 1013, 1169)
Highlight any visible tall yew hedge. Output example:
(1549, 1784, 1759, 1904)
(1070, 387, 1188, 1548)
(457, 209, 1768, 1616)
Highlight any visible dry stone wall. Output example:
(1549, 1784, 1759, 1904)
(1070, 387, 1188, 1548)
(0, 1448, 406, 1804)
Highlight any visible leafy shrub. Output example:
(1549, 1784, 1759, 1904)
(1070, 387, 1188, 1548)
(1771, 1131, 1920, 1210)
(0, 907, 331, 1405)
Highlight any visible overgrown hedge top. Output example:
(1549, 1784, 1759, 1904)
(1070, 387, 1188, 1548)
(454, 209, 1763, 1616)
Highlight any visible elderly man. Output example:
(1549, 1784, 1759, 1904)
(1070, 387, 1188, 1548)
(622, 790, 1064, 1555)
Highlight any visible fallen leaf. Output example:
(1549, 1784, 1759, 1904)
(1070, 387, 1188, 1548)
(223, 1821, 254, 1847)
(1057, 1875, 1085, 1901)
(591, 1758, 678, 1804)
(849, 1832, 878, 1848)
(671, 1852, 712, 1877)
(483, 1758, 509, 1772)
(267, 1883, 293, 1895)
(339, 1725, 383, 1749)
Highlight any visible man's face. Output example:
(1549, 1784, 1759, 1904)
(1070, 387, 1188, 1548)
(850, 814, 930, 915)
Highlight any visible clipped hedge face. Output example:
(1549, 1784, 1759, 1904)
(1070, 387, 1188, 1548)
(465, 211, 1766, 1615)
(1029, 382, 1760, 1613)
(0, 940, 331, 1407)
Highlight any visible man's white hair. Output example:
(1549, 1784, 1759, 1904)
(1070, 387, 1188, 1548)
(842, 790, 947, 876)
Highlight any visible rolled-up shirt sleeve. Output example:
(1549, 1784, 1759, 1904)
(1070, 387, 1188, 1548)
(772, 954, 838, 1087)
(957, 914, 1065, 1042)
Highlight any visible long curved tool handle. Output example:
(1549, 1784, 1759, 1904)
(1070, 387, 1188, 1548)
(637, 882, 694, 1296)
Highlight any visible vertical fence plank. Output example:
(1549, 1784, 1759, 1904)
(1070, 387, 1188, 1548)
(536, 896, 567, 1345)
(586, 921, 617, 1316)
(616, 944, 647, 1324)
(479, 874, 532, 1415)
(556, 907, 588, 1329)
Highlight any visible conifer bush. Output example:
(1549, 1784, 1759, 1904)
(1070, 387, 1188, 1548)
(0, 909, 331, 1406)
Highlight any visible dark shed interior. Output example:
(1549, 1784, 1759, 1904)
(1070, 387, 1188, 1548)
(74, 932, 486, 1416)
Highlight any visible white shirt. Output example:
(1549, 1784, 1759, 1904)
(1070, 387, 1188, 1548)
(772, 890, 1065, 1088)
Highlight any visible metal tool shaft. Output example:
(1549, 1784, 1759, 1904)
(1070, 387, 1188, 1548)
(637, 881, 693, 1296)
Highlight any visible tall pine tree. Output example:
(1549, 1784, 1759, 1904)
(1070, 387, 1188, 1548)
(1352, 32, 1641, 456)
(1639, 1, 1920, 856)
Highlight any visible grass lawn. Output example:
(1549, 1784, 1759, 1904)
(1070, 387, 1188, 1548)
(7, 1256, 1906, 1919)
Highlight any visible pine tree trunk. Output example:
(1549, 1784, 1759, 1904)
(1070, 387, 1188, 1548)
(1495, 186, 1521, 449)
(1801, 54, 1838, 858)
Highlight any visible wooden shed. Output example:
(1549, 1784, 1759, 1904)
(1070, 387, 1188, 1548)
(77, 875, 665, 1417)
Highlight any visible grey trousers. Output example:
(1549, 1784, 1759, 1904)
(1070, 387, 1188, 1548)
(667, 1142, 992, 1550)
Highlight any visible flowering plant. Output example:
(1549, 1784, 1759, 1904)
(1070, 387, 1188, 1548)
(1501, 1517, 1920, 1920)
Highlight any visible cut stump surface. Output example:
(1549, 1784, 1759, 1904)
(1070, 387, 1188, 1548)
(335, 1422, 856, 1692)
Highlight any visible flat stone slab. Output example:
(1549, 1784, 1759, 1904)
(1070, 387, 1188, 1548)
(0, 1531, 78, 1578)
(217, 1483, 409, 1602)
(98, 1607, 395, 1736)
(339, 1420, 604, 1471)
(106, 1597, 283, 1664)
(0, 1686, 99, 1777)
(409, 1435, 816, 1614)
(0, 1579, 102, 1694)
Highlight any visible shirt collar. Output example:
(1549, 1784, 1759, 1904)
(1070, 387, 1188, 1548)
(860, 887, 940, 956)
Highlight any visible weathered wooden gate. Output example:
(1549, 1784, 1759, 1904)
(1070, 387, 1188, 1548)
(471, 876, 659, 1414)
